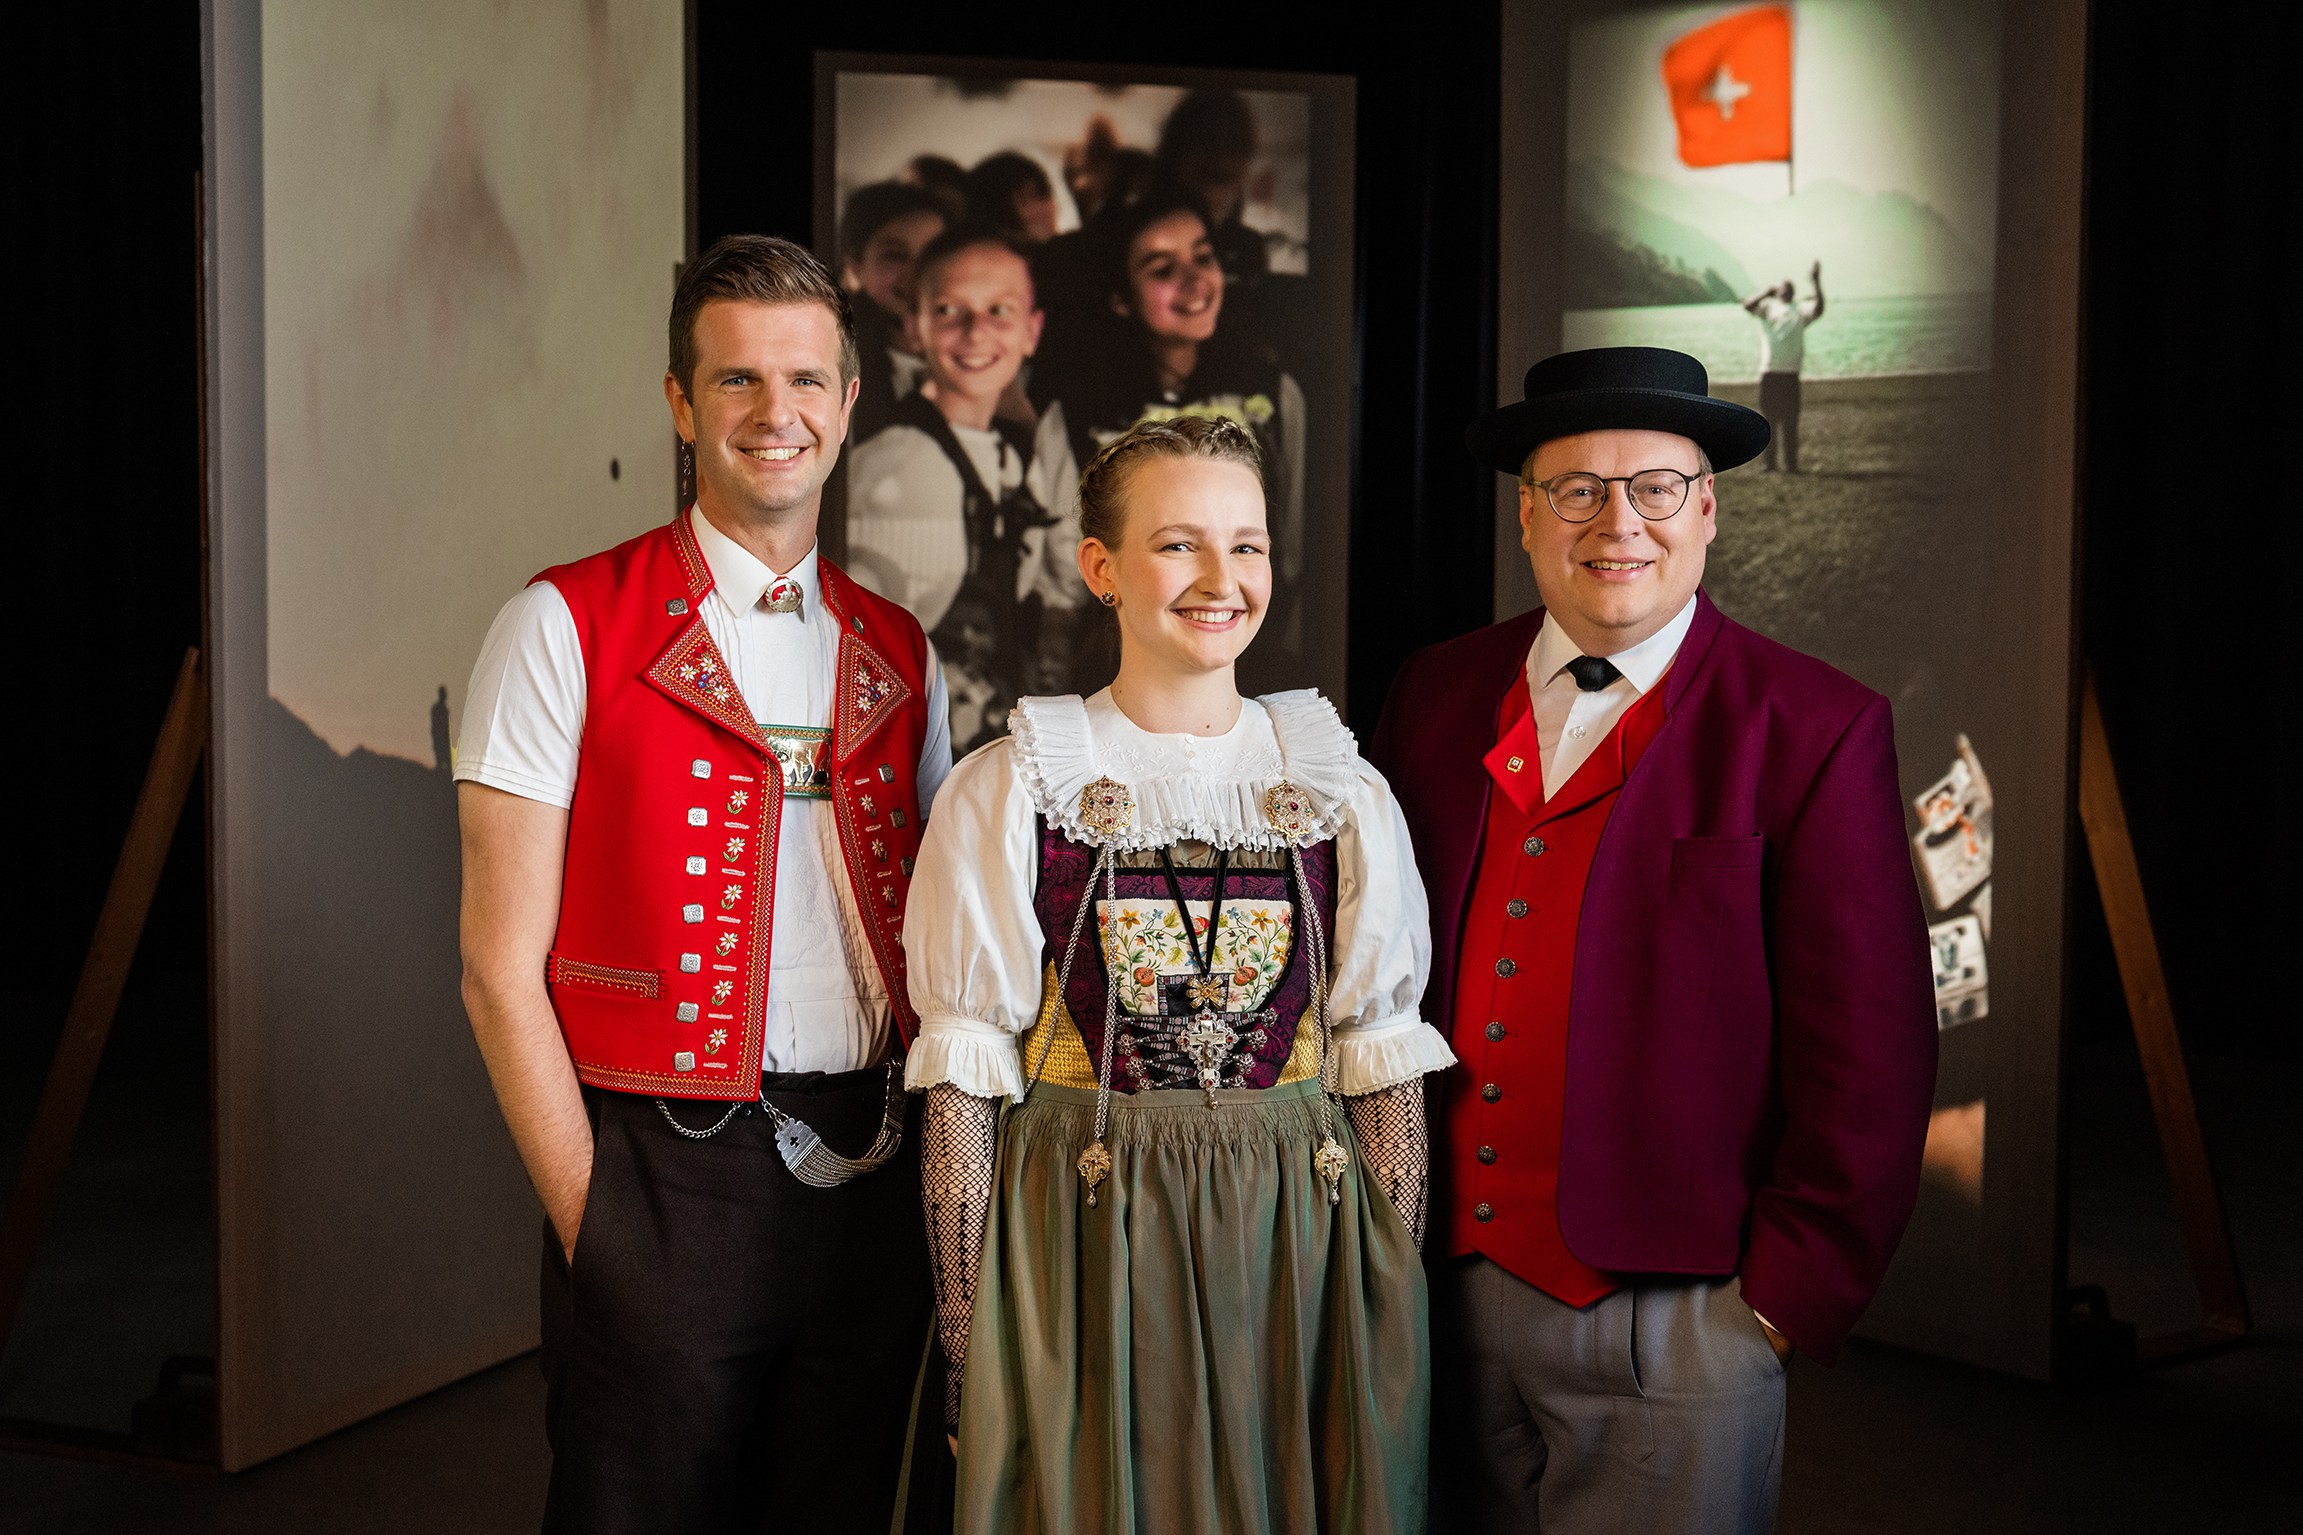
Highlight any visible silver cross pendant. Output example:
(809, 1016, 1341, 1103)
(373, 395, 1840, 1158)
(1179, 1011, 1238, 1109)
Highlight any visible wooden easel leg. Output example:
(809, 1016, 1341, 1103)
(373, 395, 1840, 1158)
(0, 647, 208, 1356)
(2076, 668, 2251, 1365)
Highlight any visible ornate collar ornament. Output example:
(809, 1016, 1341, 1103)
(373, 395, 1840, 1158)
(1077, 777, 1136, 839)
(1013, 690, 1357, 852)
(762, 576, 804, 615)
(1263, 781, 1321, 845)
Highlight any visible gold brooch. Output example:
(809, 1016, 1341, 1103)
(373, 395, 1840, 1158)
(1078, 1140, 1114, 1206)
(1263, 781, 1320, 845)
(1077, 777, 1136, 839)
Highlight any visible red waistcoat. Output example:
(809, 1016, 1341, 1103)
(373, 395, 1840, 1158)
(537, 514, 932, 1100)
(1442, 675, 1666, 1296)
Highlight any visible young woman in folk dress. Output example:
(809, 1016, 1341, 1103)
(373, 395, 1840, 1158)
(903, 416, 1453, 1532)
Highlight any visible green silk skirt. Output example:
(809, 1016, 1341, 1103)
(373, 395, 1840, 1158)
(956, 1078, 1429, 1534)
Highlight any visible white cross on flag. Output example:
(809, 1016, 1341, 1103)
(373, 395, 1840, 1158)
(1661, 4, 1792, 168)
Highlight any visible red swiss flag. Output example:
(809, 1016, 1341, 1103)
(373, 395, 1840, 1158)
(1661, 4, 1792, 168)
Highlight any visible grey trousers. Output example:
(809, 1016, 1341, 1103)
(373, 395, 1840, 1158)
(1432, 1256, 1785, 1535)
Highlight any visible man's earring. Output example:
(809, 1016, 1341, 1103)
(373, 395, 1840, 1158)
(1099, 590, 1118, 607)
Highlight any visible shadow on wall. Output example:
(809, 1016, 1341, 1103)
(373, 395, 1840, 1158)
(235, 698, 535, 1447)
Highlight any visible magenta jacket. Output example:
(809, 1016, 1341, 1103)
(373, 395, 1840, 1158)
(1371, 592, 1937, 1363)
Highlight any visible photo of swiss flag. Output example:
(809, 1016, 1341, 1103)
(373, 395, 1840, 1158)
(1661, 4, 1793, 168)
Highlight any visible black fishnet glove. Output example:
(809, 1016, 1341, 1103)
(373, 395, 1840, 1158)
(922, 1083, 1000, 1428)
(1345, 1078, 1429, 1251)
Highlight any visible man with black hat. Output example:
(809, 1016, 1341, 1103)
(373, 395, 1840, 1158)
(1370, 347, 1937, 1532)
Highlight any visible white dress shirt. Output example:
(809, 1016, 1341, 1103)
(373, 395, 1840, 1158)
(900, 688, 1457, 1100)
(1524, 595, 1699, 800)
(455, 508, 954, 1072)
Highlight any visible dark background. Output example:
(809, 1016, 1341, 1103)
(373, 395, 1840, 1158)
(0, 0, 2286, 1382)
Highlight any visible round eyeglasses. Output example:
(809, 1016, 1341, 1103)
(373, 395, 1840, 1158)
(1529, 467, 1703, 523)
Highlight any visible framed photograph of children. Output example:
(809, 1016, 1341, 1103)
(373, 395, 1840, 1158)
(815, 53, 1357, 755)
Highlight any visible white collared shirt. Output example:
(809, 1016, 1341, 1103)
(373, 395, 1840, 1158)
(456, 508, 953, 1072)
(1523, 595, 1698, 800)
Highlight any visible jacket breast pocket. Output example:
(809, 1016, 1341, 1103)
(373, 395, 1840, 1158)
(1669, 835, 1765, 870)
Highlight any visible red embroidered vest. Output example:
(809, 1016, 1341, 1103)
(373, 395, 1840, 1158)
(537, 515, 932, 1100)
(1442, 674, 1666, 1300)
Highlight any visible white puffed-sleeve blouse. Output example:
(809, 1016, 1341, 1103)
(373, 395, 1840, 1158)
(902, 688, 1457, 1101)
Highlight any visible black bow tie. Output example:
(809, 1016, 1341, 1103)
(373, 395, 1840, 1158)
(1565, 656, 1623, 692)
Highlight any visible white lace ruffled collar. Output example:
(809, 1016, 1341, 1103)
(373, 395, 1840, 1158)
(1008, 687, 1359, 851)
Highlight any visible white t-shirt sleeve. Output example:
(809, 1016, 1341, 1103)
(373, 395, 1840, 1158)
(917, 645, 954, 818)
(453, 581, 587, 809)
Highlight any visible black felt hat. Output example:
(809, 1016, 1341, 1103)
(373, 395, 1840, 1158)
(1465, 346, 1771, 476)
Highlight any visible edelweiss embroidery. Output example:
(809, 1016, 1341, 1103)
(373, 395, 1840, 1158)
(647, 625, 764, 750)
(834, 631, 912, 759)
(678, 651, 735, 706)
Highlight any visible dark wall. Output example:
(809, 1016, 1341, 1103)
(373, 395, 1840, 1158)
(8, 1, 209, 1095)
(3, 0, 2287, 1123)
(2074, 0, 2292, 1057)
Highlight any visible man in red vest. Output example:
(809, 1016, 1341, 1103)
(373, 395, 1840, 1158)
(456, 235, 951, 1533)
(1371, 347, 1937, 1533)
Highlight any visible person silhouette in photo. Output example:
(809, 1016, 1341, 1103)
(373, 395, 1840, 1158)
(905, 153, 969, 223)
(1037, 117, 1158, 354)
(847, 229, 1085, 755)
(431, 683, 453, 772)
(456, 236, 953, 1535)
(1742, 260, 1825, 472)
(1036, 187, 1306, 652)
(1155, 89, 1270, 293)
(1375, 347, 1935, 1534)
(962, 151, 1059, 249)
(840, 181, 947, 444)
(1062, 113, 1155, 226)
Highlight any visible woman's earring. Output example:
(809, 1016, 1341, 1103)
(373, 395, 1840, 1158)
(1099, 590, 1118, 607)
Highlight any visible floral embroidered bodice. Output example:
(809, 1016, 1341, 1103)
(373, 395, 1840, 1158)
(1033, 830, 1338, 1094)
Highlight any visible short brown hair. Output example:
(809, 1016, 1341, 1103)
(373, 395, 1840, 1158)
(909, 226, 1036, 314)
(668, 234, 858, 399)
(1076, 415, 1264, 551)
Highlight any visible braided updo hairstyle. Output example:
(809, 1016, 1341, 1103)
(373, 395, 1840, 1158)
(1075, 414, 1265, 554)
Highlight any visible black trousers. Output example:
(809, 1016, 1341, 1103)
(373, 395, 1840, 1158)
(541, 1068, 935, 1535)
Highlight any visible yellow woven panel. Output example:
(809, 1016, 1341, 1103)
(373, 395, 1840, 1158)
(1275, 1010, 1324, 1083)
(1020, 962, 1101, 1089)
(1021, 962, 1325, 1088)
